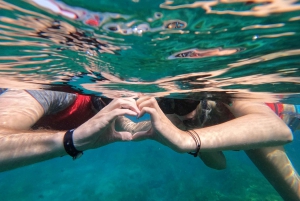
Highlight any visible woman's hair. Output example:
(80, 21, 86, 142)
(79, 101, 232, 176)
(183, 100, 213, 129)
(187, 99, 236, 129)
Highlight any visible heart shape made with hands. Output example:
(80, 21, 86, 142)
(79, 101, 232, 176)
(77, 96, 190, 153)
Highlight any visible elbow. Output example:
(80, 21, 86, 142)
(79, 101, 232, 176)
(270, 116, 293, 145)
(285, 130, 293, 144)
(280, 125, 293, 144)
(200, 151, 227, 170)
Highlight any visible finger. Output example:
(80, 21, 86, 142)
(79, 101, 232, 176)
(106, 108, 138, 123)
(118, 98, 141, 114)
(138, 93, 144, 98)
(117, 98, 140, 113)
(137, 98, 163, 116)
(138, 98, 161, 112)
(136, 96, 152, 107)
(138, 107, 160, 122)
(132, 130, 151, 141)
(102, 98, 140, 114)
(115, 131, 133, 141)
(137, 107, 150, 119)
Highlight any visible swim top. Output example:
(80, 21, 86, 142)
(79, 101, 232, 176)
(27, 90, 94, 130)
(0, 88, 7, 95)
(266, 103, 300, 131)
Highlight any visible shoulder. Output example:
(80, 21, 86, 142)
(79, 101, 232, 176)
(226, 101, 274, 117)
(26, 90, 77, 115)
(0, 89, 45, 129)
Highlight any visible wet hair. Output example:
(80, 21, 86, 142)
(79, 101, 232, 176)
(183, 100, 212, 129)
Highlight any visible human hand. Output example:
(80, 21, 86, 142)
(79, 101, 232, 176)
(133, 96, 195, 153)
(72, 98, 140, 151)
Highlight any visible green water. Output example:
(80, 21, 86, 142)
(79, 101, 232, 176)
(1, 0, 300, 200)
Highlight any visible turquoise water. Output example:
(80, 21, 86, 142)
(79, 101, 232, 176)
(1, 0, 300, 200)
(2, 132, 300, 201)
(3, 139, 299, 201)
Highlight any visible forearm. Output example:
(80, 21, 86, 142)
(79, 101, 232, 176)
(246, 146, 300, 201)
(191, 114, 293, 152)
(0, 129, 66, 172)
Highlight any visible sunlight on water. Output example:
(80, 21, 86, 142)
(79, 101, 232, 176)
(0, 0, 300, 102)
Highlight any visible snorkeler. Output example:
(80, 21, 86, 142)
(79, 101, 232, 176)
(0, 89, 140, 170)
(127, 96, 299, 201)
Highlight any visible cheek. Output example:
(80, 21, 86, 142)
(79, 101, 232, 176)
(183, 110, 197, 119)
(176, 115, 185, 121)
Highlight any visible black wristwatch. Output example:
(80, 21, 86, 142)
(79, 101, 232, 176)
(63, 129, 83, 160)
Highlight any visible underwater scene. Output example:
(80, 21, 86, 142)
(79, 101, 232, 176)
(1, 0, 300, 200)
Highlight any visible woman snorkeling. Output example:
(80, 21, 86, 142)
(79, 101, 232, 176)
(120, 96, 300, 201)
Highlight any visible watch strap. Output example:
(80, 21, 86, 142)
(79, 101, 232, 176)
(63, 129, 83, 160)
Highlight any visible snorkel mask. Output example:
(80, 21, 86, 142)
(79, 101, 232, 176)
(158, 98, 200, 116)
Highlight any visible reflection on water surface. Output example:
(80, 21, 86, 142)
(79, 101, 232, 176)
(0, 0, 300, 103)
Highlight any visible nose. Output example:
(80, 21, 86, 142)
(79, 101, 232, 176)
(176, 109, 197, 121)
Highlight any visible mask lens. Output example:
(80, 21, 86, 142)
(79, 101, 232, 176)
(158, 98, 175, 114)
(174, 99, 200, 116)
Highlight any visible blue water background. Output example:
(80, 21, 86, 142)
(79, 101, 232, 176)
(1, 139, 297, 201)
(0, 113, 299, 201)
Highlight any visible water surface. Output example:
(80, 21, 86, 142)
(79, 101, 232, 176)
(0, 0, 300, 102)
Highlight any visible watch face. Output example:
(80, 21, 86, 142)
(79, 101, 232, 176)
(73, 152, 83, 160)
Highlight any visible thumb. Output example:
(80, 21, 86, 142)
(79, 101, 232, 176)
(115, 131, 133, 141)
(132, 130, 151, 141)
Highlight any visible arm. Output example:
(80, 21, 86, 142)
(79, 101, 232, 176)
(133, 97, 293, 153)
(0, 128, 66, 172)
(246, 146, 300, 201)
(0, 89, 64, 172)
(193, 101, 293, 151)
(0, 90, 140, 172)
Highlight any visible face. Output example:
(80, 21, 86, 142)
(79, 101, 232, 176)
(158, 98, 200, 127)
(158, 98, 200, 115)
(176, 109, 197, 121)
